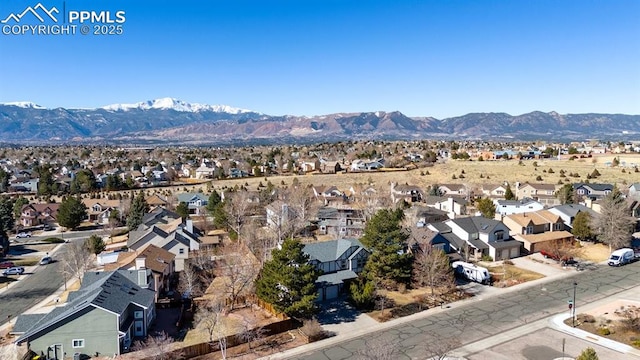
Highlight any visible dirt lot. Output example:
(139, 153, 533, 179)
(569, 300, 640, 349)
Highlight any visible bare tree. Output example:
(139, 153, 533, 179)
(412, 247, 456, 296)
(355, 336, 399, 360)
(216, 242, 259, 310)
(196, 300, 232, 360)
(131, 331, 183, 360)
(178, 263, 203, 298)
(238, 315, 267, 353)
(539, 239, 583, 264)
(421, 338, 462, 360)
(61, 240, 92, 285)
(225, 191, 252, 239)
(285, 185, 318, 237)
(594, 191, 636, 250)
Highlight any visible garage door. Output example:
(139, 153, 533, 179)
(510, 247, 520, 258)
(501, 249, 509, 260)
(324, 285, 339, 300)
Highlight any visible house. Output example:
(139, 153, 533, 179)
(82, 199, 122, 225)
(320, 161, 342, 174)
(303, 238, 370, 300)
(412, 206, 450, 227)
(427, 217, 521, 261)
(408, 227, 451, 254)
(312, 185, 347, 206)
(548, 204, 598, 230)
(503, 210, 574, 253)
(628, 183, 640, 200)
(481, 184, 509, 199)
(425, 196, 467, 218)
(299, 159, 321, 173)
(438, 184, 468, 198)
(104, 244, 176, 302)
(316, 206, 365, 238)
(493, 198, 545, 217)
(194, 160, 217, 179)
(20, 204, 60, 227)
(176, 193, 209, 215)
(9, 178, 38, 193)
(350, 158, 384, 171)
(266, 200, 295, 232)
(516, 183, 560, 207)
(573, 183, 614, 200)
(390, 183, 424, 203)
(146, 194, 168, 208)
(13, 271, 155, 358)
(127, 208, 201, 271)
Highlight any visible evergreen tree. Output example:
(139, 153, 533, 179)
(86, 234, 106, 255)
(57, 196, 88, 230)
(476, 197, 496, 219)
(0, 197, 15, 237)
(255, 238, 320, 319)
(70, 169, 97, 193)
(556, 183, 575, 204)
(127, 192, 150, 230)
(176, 202, 190, 220)
(360, 208, 413, 289)
(13, 196, 28, 220)
(349, 278, 376, 309)
(576, 347, 598, 360)
(504, 184, 515, 200)
(35, 165, 54, 195)
(0, 168, 9, 193)
(572, 212, 593, 241)
(205, 191, 223, 214)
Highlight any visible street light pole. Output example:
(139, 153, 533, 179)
(572, 282, 578, 327)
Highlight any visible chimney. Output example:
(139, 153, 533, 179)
(135, 257, 146, 270)
(185, 219, 194, 233)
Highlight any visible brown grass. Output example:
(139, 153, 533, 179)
(45, 279, 82, 306)
(579, 242, 612, 262)
(487, 264, 544, 287)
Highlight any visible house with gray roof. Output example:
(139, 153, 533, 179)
(628, 183, 640, 200)
(427, 216, 521, 261)
(13, 271, 155, 358)
(176, 192, 209, 215)
(548, 203, 598, 230)
(494, 198, 544, 217)
(303, 239, 370, 300)
(573, 183, 614, 200)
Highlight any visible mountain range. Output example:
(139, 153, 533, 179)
(1, 98, 638, 144)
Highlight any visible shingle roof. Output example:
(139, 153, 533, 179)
(495, 198, 541, 207)
(176, 193, 208, 203)
(11, 314, 45, 334)
(449, 216, 501, 234)
(303, 239, 365, 263)
(15, 271, 154, 345)
(317, 270, 358, 285)
(549, 204, 598, 218)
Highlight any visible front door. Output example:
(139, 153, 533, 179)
(49, 344, 63, 360)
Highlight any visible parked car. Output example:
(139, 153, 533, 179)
(43, 224, 54, 231)
(3, 266, 25, 276)
(39, 256, 53, 265)
(16, 232, 31, 238)
(0, 261, 16, 269)
(608, 248, 634, 266)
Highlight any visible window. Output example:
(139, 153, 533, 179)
(72, 339, 85, 348)
(494, 230, 504, 241)
(525, 226, 533, 234)
(179, 248, 185, 255)
(134, 311, 144, 319)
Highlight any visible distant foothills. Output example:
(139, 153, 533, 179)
(1, 98, 639, 144)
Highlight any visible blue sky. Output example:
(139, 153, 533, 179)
(0, 0, 638, 118)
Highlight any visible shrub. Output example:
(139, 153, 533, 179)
(536, 175, 543, 181)
(299, 318, 328, 342)
(503, 260, 514, 265)
(597, 327, 611, 336)
(632, 339, 640, 348)
(111, 228, 129, 237)
(43, 237, 64, 243)
(481, 254, 494, 262)
(578, 314, 596, 323)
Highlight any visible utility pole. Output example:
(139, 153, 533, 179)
(572, 282, 578, 327)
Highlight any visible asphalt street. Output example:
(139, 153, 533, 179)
(287, 261, 640, 360)
(0, 228, 114, 326)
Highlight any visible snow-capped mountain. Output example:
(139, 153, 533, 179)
(101, 97, 253, 114)
(1, 101, 45, 109)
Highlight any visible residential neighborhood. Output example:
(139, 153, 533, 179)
(0, 143, 639, 360)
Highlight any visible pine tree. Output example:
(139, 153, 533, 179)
(176, 202, 190, 220)
(476, 197, 496, 219)
(360, 208, 413, 289)
(255, 238, 320, 319)
(127, 192, 150, 230)
(504, 184, 515, 200)
(556, 183, 575, 204)
(57, 196, 88, 230)
(0, 197, 15, 237)
(576, 347, 599, 360)
(86, 234, 106, 255)
(572, 212, 593, 241)
(206, 191, 223, 214)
